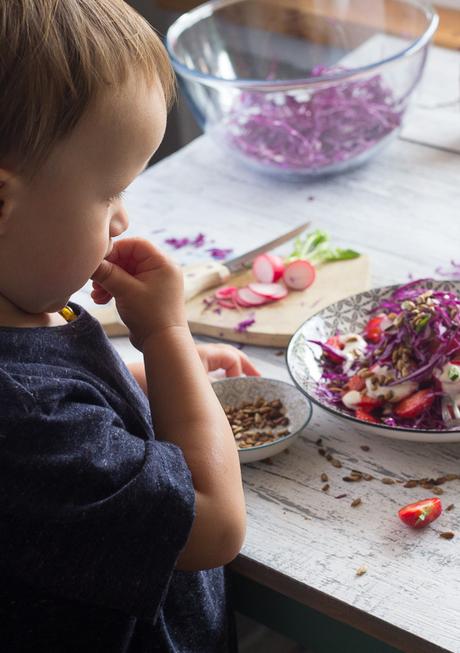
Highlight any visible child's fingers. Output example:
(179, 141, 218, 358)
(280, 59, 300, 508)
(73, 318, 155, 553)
(104, 237, 171, 275)
(90, 258, 136, 297)
(91, 237, 173, 296)
(91, 281, 113, 305)
(199, 344, 261, 377)
(238, 352, 261, 377)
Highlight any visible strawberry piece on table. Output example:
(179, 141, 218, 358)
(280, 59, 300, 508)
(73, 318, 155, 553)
(398, 498, 442, 529)
(394, 388, 434, 419)
(364, 316, 384, 343)
(355, 408, 379, 423)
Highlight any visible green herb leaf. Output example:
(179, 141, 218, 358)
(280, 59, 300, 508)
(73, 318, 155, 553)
(286, 230, 360, 266)
(320, 248, 361, 263)
(414, 314, 431, 332)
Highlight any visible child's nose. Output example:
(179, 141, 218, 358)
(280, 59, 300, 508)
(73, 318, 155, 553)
(110, 201, 129, 237)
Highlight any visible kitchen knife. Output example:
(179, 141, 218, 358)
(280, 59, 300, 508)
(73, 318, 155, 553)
(183, 221, 310, 301)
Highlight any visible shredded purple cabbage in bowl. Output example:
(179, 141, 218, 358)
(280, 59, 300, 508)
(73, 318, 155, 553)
(219, 66, 403, 176)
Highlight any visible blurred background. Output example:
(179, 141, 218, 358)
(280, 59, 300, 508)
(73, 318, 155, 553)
(127, 0, 459, 169)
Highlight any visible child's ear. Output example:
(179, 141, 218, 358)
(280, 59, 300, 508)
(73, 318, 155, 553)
(0, 169, 20, 236)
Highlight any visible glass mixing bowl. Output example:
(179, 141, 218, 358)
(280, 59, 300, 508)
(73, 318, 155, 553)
(166, 0, 438, 179)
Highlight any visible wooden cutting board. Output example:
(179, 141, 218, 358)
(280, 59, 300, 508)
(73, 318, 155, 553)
(87, 256, 370, 347)
(186, 255, 370, 347)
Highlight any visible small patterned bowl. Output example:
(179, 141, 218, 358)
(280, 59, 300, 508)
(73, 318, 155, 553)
(286, 280, 460, 443)
(212, 376, 313, 463)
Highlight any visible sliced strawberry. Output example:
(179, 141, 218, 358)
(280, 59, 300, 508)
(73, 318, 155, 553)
(394, 388, 434, 419)
(364, 316, 384, 343)
(358, 394, 383, 411)
(348, 375, 365, 391)
(355, 408, 379, 424)
(398, 498, 442, 529)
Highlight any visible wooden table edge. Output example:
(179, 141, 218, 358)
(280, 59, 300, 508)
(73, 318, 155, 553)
(229, 555, 451, 653)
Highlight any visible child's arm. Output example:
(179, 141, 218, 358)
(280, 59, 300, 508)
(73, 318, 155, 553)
(92, 238, 246, 571)
(127, 343, 260, 394)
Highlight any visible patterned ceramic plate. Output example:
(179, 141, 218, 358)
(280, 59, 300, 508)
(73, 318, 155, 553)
(286, 280, 460, 443)
(212, 377, 312, 463)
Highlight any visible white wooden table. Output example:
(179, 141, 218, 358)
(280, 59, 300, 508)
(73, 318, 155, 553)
(104, 43, 460, 653)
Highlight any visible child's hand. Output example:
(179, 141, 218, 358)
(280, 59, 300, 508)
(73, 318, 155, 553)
(91, 237, 186, 350)
(196, 343, 261, 377)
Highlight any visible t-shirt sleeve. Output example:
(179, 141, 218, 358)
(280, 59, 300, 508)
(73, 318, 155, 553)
(0, 375, 195, 622)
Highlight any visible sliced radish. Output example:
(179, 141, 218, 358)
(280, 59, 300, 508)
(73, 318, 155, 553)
(248, 282, 288, 300)
(252, 253, 285, 283)
(283, 260, 316, 290)
(237, 287, 273, 306)
(215, 285, 238, 300)
(217, 298, 237, 309)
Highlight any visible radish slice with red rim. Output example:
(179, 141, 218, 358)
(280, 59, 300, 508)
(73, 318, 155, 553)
(217, 298, 237, 309)
(283, 260, 316, 290)
(252, 254, 285, 283)
(215, 285, 238, 300)
(248, 283, 288, 300)
(237, 287, 273, 306)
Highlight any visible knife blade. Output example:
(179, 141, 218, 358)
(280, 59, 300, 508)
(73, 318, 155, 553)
(182, 221, 310, 302)
(225, 221, 310, 273)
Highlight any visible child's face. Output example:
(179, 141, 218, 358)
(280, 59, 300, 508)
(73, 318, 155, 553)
(0, 74, 166, 315)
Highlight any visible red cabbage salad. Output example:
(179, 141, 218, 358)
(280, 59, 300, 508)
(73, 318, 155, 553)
(223, 66, 402, 172)
(311, 280, 460, 430)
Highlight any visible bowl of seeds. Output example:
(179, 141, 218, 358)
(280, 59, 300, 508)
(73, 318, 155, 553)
(212, 376, 313, 463)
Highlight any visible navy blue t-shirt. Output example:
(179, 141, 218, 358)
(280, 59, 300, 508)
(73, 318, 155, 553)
(0, 303, 236, 653)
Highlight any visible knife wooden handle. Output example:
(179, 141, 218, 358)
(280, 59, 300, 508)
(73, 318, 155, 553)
(182, 261, 231, 302)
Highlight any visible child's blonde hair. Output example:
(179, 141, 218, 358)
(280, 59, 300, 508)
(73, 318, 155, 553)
(0, 0, 175, 175)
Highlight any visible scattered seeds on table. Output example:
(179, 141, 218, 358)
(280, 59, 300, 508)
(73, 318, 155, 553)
(439, 532, 455, 540)
(318, 448, 326, 457)
(403, 480, 418, 488)
(331, 458, 342, 469)
(446, 504, 455, 511)
(362, 473, 374, 481)
(316, 437, 323, 446)
(356, 566, 367, 576)
(335, 493, 348, 499)
(360, 445, 370, 452)
(381, 477, 396, 485)
(320, 472, 329, 482)
(351, 498, 362, 508)
(431, 487, 444, 495)
(322, 483, 330, 492)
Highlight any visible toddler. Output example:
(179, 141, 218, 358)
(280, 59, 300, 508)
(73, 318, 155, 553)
(0, 1, 259, 651)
